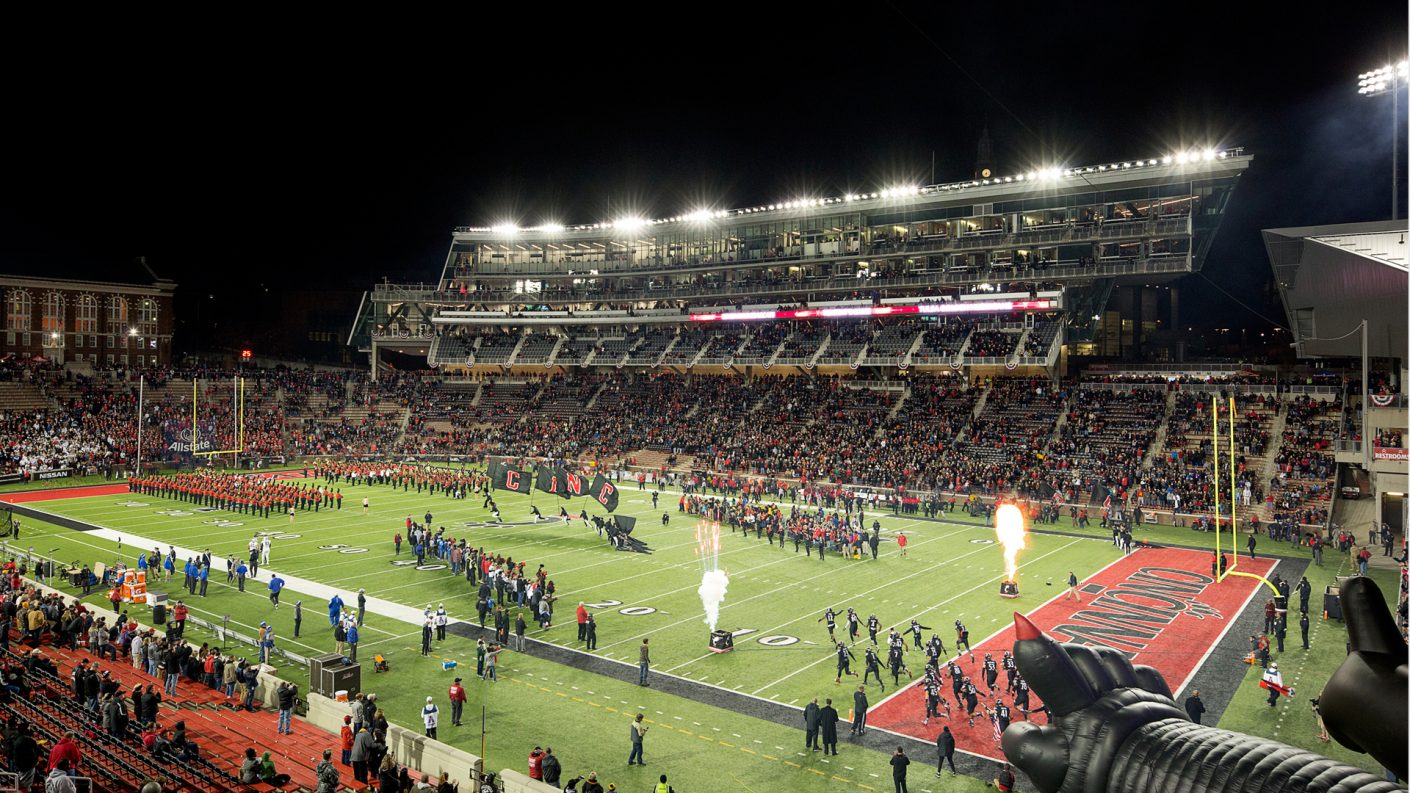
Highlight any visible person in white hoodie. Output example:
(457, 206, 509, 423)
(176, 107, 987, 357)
(421, 696, 439, 739)
(45, 759, 76, 793)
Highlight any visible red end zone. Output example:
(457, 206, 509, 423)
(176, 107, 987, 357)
(867, 546, 1276, 760)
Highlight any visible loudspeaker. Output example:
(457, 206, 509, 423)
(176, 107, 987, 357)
(153, 604, 166, 625)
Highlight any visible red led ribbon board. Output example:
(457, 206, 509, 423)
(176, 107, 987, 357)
(866, 547, 1276, 760)
(689, 300, 1051, 322)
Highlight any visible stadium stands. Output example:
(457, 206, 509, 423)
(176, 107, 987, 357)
(0, 354, 1361, 535)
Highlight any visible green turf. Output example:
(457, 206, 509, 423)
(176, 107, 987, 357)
(29, 481, 1118, 708)
(1212, 551, 1401, 775)
(10, 477, 1396, 783)
(16, 484, 1011, 793)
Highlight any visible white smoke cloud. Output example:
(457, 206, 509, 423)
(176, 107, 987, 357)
(698, 569, 730, 631)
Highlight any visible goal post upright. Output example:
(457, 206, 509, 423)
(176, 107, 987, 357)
(192, 374, 246, 460)
(1214, 394, 1280, 598)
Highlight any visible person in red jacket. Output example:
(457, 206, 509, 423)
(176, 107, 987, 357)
(576, 603, 589, 642)
(340, 716, 354, 765)
(448, 678, 467, 727)
(48, 731, 81, 773)
(528, 746, 545, 780)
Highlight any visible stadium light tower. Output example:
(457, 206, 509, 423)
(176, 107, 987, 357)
(1357, 61, 1408, 219)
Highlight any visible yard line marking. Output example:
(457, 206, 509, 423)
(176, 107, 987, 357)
(749, 538, 1089, 694)
(597, 521, 967, 654)
(665, 537, 1014, 676)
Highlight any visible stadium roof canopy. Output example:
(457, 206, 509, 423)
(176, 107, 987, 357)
(1263, 220, 1407, 360)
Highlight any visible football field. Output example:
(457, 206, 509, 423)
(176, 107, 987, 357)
(19, 475, 1105, 705)
(1, 471, 1391, 788)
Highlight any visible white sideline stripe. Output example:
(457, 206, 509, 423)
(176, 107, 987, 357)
(21, 503, 434, 627)
(24, 482, 1110, 766)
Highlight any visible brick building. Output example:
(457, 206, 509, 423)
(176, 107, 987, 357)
(0, 259, 177, 367)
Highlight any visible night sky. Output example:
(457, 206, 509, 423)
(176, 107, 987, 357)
(2, 6, 1404, 358)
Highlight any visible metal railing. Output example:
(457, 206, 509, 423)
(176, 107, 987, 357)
(455, 215, 1194, 277)
(369, 256, 1187, 309)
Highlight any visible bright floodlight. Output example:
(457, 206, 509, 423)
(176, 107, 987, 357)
(1358, 61, 1408, 95)
(615, 216, 647, 231)
(539, 223, 565, 233)
(686, 209, 713, 223)
(490, 223, 519, 235)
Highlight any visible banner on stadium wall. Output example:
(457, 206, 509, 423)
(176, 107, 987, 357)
(35, 469, 72, 481)
(1374, 446, 1408, 462)
(0, 473, 22, 485)
(164, 426, 218, 454)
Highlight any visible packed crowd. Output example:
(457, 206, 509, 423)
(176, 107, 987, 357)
(0, 359, 1367, 531)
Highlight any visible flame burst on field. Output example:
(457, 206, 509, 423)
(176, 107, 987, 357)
(994, 503, 1027, 586)
(695, 520, 729, 631)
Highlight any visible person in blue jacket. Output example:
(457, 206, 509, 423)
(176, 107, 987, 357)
(328, 594, 345, 626)
(346, 623, 360, 662)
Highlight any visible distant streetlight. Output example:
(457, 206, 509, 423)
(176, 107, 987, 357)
(1357, 61, 1408, 219)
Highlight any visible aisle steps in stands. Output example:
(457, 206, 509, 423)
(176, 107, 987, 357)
(967, 386, 989, 429)
(953, 329, 974, 363)
(899, 331, 926, 369)
(469, 382, 485, 407)
(1005, 327, 1032, 369)
(582, 381, 608, 410)
(687, 342, 710, 368)
(543, 335, 566, 367)
(1142, 391, 1178, 470)
(884, 388, 910, 423)
(654, 334, 679, 368)
(807, 334, 831, 369)
(0, 381, 50, 411)
(848, 343, 867, 369)
(503, 333, 530, 367)
(730, 330, 755, 361)
(1042, 398, 1071, 455)
(763, 335, 787, 368)
(1260, 405, 1290, 497)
